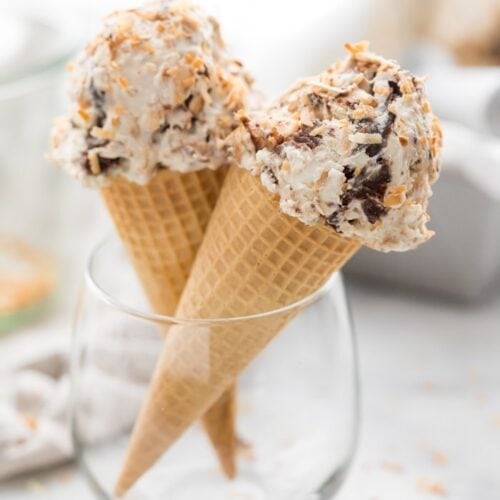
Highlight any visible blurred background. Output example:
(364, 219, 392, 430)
(0, 0, 499, 498)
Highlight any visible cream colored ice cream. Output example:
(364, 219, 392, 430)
(232, 41, 442, 252)
(49, 0, 253, 187)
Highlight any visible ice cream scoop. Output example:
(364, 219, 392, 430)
(49, 0, 253, 186)
(233, 40, 442, 251)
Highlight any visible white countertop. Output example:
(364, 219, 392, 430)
(1, 281, 499, 500)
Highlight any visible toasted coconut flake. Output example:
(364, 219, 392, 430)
(200, 86, 213, 105)
(188, 95, 205, 115)
(88, 153, 101, 174)
(281, 160, 291, 173)
(399, 135, 409, 146)
(91, 127, 115, 140)
(117, 76, 130, 90)
(22, 413, 39, 431)
(344, 40, 370, 55)
(144, 62, 157, 73)
(349, 132, 382, 144)
(374, 85, 391, 96)
(359, 95, 378, 107)
(353, 73, 365, 86)
(310, 125, 326, 136)
(313, 170, 329, 189)
(384, 185, 407, 207)
(299, 108, 314, 127)
(352, 105, 377, 120)
(78, 109, 90, 123)
(182, 76, 196, 89)
(400, 78, 415, 94)
(116, 16, 133, 34)
(142, 42, 156, 54)
(129, 33, 143, 46)
(181, 15, 200, 31)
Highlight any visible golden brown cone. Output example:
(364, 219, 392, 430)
(202, 384, 237, 479)
(101, 167, 237, 480)
(101, 168, 227, 316)
(114, 167, 361, 496)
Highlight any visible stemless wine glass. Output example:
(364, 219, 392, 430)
(70, 235, 359, 500)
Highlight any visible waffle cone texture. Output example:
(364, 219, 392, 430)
(101, 168, 227, 316)
(101, 167, 237, 480)
(115, 167, 361, 496)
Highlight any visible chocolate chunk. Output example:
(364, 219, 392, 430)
(388, 80, 402, 99)
(356, 118, 380, 134)
(381, 112, 396, 139)
(361, 158, 391, 198)
(152, 122, 171, 144)
(248, 128, 270, 152)
(343, 165, 355, 180)
(271, 128, 286, 147)
(80, 155, 90, 172)
(308, 93, 324, 109)
(81, 154, 121, 174)
(262, 165, 279, 186)
(98, 156, 121, 171)
(333, 157, 392, 226)
(90, 80, 106, 108)
(292, 125, 321, 149)
(89, 79, 107, 127)
(365, 143, 383, 157)
(86, 136, 109, 150)
(325, 212, 341, 232)
(364, 112, 395, 158)
(184, 94, 193, 107)
(362, 198, 387, 224)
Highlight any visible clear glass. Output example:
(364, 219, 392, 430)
(71, 235, 360, 500)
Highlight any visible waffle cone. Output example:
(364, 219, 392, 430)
(101, 168, 227, 316)
(100, 168, 237, 481)
(115, 167, 361, 495)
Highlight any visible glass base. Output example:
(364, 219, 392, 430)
(79, 426, 350, 500)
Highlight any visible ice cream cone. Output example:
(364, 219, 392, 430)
(202, 384, 237, 479)
(100, 168, 227, 316)
(48, 1, 258, 486)
(101, 166, 237, 480)
(114, 167, 361, 496)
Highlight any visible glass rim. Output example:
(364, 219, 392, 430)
(85, 235, 339, 326)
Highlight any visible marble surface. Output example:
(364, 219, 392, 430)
(1, 281, 499, 499)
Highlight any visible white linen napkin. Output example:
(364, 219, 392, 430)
(0, 316, 159, 481)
